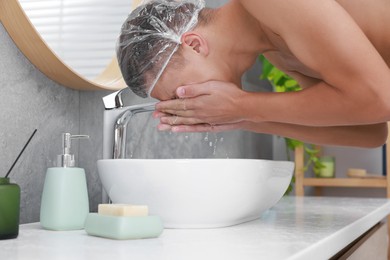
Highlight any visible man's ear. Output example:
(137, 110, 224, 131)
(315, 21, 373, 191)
(181, 32, 209, 56)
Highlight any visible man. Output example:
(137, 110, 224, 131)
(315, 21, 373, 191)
(117, 0, 390, 147)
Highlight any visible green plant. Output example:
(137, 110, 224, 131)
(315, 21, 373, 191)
(259, 56, 325, 194)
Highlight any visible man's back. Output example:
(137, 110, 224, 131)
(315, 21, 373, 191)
(249, 0, 390, 88)
(337, 0, 390, 66)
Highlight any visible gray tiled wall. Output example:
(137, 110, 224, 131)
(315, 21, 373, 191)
(0, 24, 80, 223)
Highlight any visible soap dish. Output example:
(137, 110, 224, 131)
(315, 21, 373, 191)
(84, 213, 163, 240)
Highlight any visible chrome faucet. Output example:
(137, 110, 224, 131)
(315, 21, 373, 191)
(102, 89, 156, 160)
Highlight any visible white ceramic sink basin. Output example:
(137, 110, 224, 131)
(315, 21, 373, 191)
(98, 159, 294, 228)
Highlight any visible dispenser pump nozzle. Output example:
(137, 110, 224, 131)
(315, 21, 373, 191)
(57, 133, 89, 167)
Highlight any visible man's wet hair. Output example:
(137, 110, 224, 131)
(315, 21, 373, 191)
(117, 1, 212, 98)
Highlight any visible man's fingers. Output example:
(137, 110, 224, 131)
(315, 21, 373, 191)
(171, 124, 213, 133)
(171, 123, 239, 133)
(158, 109, 196, 118)
(157, 123, 211, 133)
(157, 124, 172, 131)
(157, 123, 211, 132)
(176, 83, 212, 98)
(156, 99, 191, 112)
(156, 83, 212, 112)
(160, 116, 204, 125)
(153, 111, 169, 118)
(157, 122, 241, 133)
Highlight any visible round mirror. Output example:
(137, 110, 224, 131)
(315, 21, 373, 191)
(0, 0, 141, 91)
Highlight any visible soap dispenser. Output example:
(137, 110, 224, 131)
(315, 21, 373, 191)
(40, 133, 90, 231)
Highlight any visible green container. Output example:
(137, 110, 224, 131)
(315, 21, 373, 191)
(40, 167, 89, 230)
(318, 156, 335, 178)
(0, 177, 20, 240)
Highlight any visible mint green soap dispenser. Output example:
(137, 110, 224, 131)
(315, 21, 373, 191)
(40, 133, 89, 231)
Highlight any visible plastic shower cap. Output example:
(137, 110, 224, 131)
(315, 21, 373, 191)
(116, 0, 206, 98)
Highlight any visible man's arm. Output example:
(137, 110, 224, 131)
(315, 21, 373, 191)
(154, 112, 388, 148)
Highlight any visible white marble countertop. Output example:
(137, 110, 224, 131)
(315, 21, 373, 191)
(1, 196, 390, 260)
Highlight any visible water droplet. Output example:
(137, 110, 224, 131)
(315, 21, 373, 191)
(213, 137, 218, 155)
(209, 141, 213, 147)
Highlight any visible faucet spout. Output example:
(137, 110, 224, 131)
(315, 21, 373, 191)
(113, 102, 156, 159)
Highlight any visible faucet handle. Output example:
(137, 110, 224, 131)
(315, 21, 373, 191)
(102, 89, 127, 110)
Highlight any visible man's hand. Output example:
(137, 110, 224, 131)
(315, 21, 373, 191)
(155, 81, 249, 127)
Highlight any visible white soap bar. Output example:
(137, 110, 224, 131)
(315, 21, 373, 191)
(347, 168, 367, 178)
(98, 204, 149, 217)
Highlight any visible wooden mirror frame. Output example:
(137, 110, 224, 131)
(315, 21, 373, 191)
(0, 0, 141, 91)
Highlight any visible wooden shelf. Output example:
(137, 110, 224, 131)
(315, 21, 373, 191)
(294, 136, 390, 197)
(303, 177, 387, 188)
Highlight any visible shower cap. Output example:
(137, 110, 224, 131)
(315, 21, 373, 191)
(116, 0, 206, 98)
